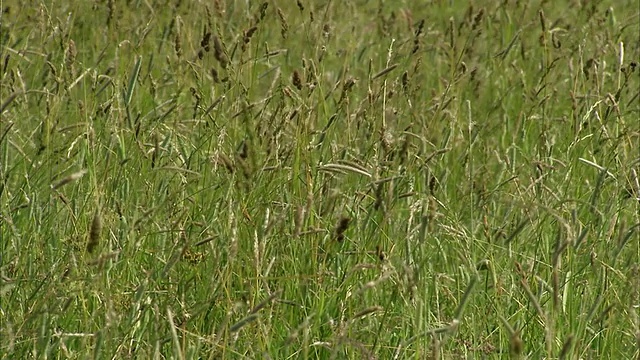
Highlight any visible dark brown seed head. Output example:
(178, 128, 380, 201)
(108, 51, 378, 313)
(201, 30, 212, 52)
(243, 26, 258, 44)
(292, 70, 303, 90)
(257, 2, 269, 22)
(333, 216, 351, 242)
(322, 24, 331, 38)
(211, 68, 220, 83)
(213, 35, 229, 68)
(277, 8, 289, 39)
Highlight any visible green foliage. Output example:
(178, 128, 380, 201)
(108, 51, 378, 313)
(1, 0, 638, 358)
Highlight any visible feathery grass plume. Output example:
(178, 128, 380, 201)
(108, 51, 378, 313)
(412, 19, 424, 54)
(213, 35, 229, 68)
(296, 0, 304, 11)
(277, 8, 289, 39)
(65, 39, 76, 76)
(87, 209, 102, 254)
(333, 216, 351, 242)
(52, 169, 87, 189)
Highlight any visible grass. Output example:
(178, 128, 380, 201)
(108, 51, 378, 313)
(1, 0, 638, 358)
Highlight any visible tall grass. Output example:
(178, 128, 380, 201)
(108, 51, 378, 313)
(1, 0, 638, 358)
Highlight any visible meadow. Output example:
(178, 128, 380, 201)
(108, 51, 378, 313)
(1, 0, 639, 358)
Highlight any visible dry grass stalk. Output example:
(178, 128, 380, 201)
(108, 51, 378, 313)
(249, 290, 282, 315)
(229, 314, 259, 333)
(319, 163, 371, 178)
(372, 64, 398, 80)
(52, 169, 87, 189)
(351, 306, 383, 321)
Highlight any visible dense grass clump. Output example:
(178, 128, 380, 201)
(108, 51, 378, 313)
(1, 1, 638, 358)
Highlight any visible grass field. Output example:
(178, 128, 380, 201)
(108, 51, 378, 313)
(1, 0, 639, 358)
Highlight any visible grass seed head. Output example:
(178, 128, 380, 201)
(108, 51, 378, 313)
(334, 216, 351, 242)
(243, 26, 258, 45)
(65, 39, 76, 74)
(292, 70, 303, 90)
(210, 67, 220, 83)
(256, 2, 269, 23)
(52, 169, 87, 189)
(277, 8, 289, 39)
(87, 209, 102, 254)
(174, 33, 182, 58)
(322, 24, 331, 38)
(213, 35, 229, 68)
(201, 29, 212, 52)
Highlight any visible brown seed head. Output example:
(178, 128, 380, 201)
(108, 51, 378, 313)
(334, 216, 351, 242)
(277, 8, 289, 39)
(292, 70, 303, 90)
(87, 209, 102, 253)
(243, 26, 258, 44)
(213, 35, 229, 68)
(201, 30, 212, 52)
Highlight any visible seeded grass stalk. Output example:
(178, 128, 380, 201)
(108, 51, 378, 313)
(1, 0, 639, 359)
